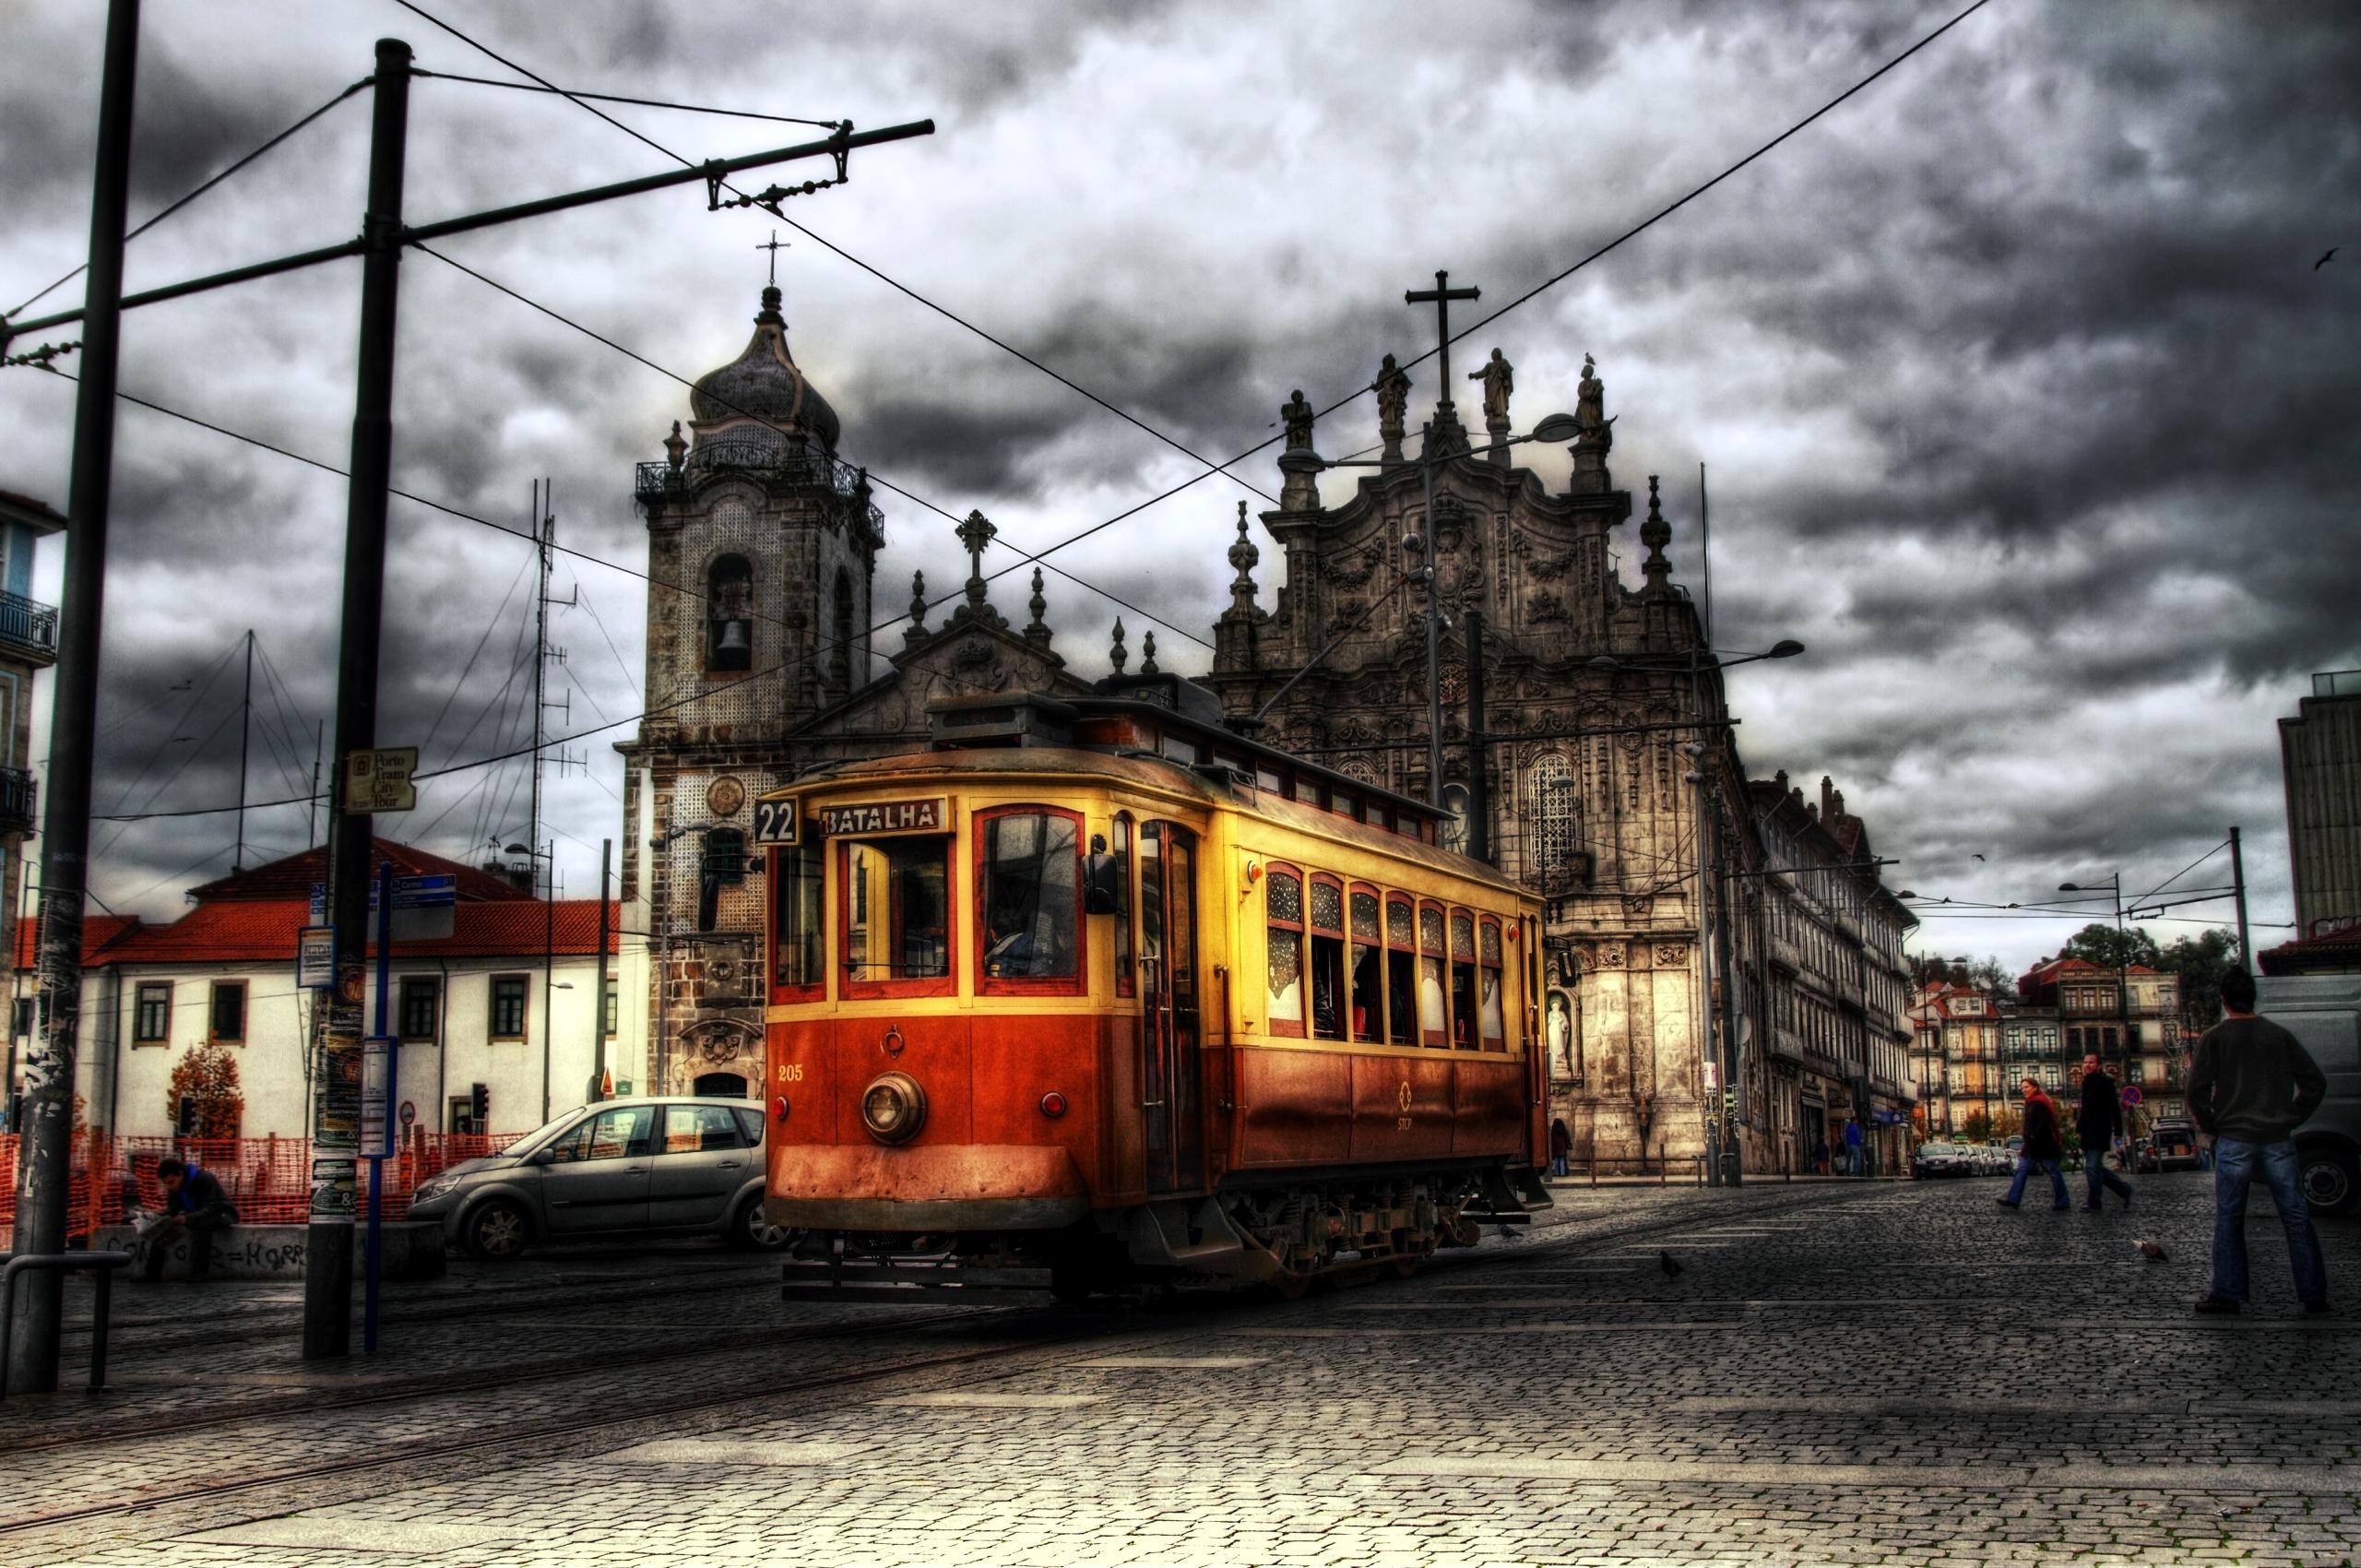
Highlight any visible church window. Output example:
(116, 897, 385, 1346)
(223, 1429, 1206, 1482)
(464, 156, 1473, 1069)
(976, 807, 1083, 992)
(1531, 754, 1579, 890)
(707, 554, 755, 671)
(831, 566, 854, 687)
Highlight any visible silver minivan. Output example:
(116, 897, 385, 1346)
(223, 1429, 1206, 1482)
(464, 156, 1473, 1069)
(406, 1097, 788, 1259)
(2257, 974, 2361, 1215)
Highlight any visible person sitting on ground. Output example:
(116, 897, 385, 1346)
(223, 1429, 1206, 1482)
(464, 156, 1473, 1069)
(141, 1155, 239, 1283)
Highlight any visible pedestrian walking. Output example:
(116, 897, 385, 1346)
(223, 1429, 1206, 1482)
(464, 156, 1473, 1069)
(2189, 968, 2330, 1316)
(139, 1155, 239, 1282)
(2076, 1053, 2134, 1211)
(1548, 1118, 1572, 1179)
(1843, 1116, 1865, 1177)
(1997, 1078, 2070, 1210)
(1811, 1134, 1830, 1176)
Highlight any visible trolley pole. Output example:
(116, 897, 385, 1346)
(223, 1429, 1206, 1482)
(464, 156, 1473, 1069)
(2229, 825, 2252, 973)
(7, 0, 139, 1397)
(307, 38, 412, 1360)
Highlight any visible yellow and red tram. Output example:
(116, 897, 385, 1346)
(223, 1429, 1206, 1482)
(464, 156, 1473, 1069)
(760, 690, 1550, 1299)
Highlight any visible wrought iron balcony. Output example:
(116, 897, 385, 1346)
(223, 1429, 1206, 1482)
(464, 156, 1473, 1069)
(0, 766, 35, 834)
(0, 589, 58, 665)
(634, 437, 884, 537)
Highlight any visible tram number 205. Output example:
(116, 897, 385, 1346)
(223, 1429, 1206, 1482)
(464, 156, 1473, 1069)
(776, 1063, 805, 1085)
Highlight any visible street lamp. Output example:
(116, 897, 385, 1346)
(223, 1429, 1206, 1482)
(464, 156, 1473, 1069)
(2060, 870, 2130, 1148)
(1588, 639, 1805, 1189)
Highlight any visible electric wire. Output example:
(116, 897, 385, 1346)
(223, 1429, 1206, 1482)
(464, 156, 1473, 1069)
(407, 69, 845, 129)
(6, 77, 372, 319)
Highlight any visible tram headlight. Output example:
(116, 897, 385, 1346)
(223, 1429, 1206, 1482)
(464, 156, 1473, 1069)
(860, 1072, 928, 1146)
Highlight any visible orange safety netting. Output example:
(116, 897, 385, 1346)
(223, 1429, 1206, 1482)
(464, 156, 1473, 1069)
(1, 1129, 525, 1245)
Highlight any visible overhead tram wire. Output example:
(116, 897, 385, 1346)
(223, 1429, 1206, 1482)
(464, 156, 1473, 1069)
(389, 0, 1281, 520)
(6, 77, 374, 320)
(2128, 837, 2230, 909)
(408, 70, 845, 129)
(409, 241, 1216, 653)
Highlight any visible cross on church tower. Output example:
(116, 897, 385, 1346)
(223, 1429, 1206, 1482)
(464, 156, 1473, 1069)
(756, 231, 788, 286)
(955, 508, 1002, 624)
(1405, 269, 1480, 415)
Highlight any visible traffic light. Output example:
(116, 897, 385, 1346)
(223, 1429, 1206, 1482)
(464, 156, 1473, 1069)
(469, 1082, 490, 1125)
(175, 1095, 198, 1136)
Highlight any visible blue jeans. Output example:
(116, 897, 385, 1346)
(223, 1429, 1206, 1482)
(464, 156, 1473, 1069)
(2085, 1146, 2132, 1207)
(2005, 1156, 2067, 1206)
(2210, 1138, 2329, 1305)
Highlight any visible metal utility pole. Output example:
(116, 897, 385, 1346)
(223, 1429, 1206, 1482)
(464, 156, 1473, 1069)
(1712, 808, 1744, 1187)
(590, 838, 612, 1104)
(234, 629, 254, 871)
(9, 0, 138, 1397)
(1464, 607, 1491, 864)
(2229, 826, 2251, 973)
(307, 37, 412, 1362)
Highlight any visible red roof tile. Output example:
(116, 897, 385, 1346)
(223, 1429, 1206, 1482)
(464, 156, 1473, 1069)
(15, 898, 620, 969)
(185, 839, 531, 905)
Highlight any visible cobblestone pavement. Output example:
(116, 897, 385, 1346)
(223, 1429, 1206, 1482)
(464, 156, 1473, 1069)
(6, 1172, 2356, 1566)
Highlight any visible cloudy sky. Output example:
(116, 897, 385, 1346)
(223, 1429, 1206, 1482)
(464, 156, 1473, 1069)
(2, 0, 2354, 969)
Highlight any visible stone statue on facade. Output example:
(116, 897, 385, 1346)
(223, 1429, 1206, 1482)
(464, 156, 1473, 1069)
(1469, 348, 1513, 422)
(1576, 353, 1607, 438)
(1280, 388, 1315, 452)
(1375, 354, 1411, 463)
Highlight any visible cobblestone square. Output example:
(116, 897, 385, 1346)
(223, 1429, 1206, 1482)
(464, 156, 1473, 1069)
(2, 1177, 2354, 1566)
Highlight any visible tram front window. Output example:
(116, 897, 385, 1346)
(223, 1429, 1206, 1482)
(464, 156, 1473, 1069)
(772, 841, 824, 995)
(979, 810, 1081, 983)
(843, 836, 952, 985)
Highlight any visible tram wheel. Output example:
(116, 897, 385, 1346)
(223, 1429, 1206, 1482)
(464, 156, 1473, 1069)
(1388, 1254, 1422, 1280)
(1272, 1271, 1314, 1301)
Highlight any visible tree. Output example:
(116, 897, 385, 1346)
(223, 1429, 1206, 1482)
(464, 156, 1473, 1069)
(2058, 922, 2162, 973)
(2161, 928, 2239, 1029)
(166, 1041, 244, 1139)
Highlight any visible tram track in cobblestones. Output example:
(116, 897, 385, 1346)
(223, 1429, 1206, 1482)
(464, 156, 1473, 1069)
(0, 1185, 1880, 1554)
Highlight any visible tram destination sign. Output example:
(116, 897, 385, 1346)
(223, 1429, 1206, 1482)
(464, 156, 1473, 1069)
(815, 797, 945, 837)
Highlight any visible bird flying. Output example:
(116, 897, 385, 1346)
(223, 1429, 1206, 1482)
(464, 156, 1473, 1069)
(1972, 853, 1986, 861)
(2318, 246, 2339, 269)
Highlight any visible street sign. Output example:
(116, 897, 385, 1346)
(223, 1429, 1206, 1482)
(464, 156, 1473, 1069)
(2121, 1085, 2144, 1106)
(361, 1036, 395, 1158)
(342, 746, 419, 814)
(296, 925, 336, 989)
(398, 1099, 417, 1128)
(310, 873, 457, 941)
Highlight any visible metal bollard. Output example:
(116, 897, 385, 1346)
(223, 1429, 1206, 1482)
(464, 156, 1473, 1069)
(0, 1252, 135, 1398)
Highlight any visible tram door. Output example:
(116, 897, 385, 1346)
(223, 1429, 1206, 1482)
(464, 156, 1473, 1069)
(1138, 824, 1204, 1193)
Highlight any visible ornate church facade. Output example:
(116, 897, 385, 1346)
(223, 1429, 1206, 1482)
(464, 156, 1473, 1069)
(619, 281, 1914, 1170)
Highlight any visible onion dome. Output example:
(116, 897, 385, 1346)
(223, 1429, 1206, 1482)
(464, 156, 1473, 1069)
(688, 284, 840, 455)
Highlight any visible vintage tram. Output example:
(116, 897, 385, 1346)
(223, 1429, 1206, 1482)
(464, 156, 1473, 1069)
(759, 683, 1551, 1300)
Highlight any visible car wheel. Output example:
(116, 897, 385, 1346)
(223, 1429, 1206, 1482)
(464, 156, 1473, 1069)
(2299, 1146, 2358, 1216)
(464, 1199, 532, 1261)
(730, 1193, 793, 1251)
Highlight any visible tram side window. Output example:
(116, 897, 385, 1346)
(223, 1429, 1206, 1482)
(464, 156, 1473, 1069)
(1308, 875, 1347, 1042)
(978, 809, 1082, 988)
(1385, 897, 1418, 1045)
(1265, 867, 1305, 1037)
(1478, 918, 1506, 1051)
(1449, 910, 1479, 1050)
(842, 836, 952, 990)
(1112, 814, 1135, 999)
(772, 841, 825, 996)
(1418, 904, 1449, 1046)
(1349, 886, 1383, 1043)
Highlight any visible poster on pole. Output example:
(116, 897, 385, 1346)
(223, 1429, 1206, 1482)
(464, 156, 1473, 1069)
(296, 926, 335, 990)
(361, 1037, 395, 1158)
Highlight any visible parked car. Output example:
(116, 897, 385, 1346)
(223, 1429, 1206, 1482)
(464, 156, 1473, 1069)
(1912, 1142, 1975, 1180)
(2136, 1117, 2202, 1173)
(406, 1097, 788, 1260)
(2254, 973, 2361, 1214)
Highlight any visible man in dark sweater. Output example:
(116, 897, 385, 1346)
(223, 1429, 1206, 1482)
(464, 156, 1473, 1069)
(2076, 1054, 2135, 1211)
(140, 1156, 238, 1283)
(1998, 1078, 2070, 1210)
(2189, 968, 2329, 1315)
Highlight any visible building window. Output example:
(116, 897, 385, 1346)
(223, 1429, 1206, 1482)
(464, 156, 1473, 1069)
(135, 981, 172, 1044)
(2127, 1058, 2143, 1085)
(490, 975, 528, 1039)
(1440, 784, 1471, 857)
(2041, 1063, 2060, 1088)
(398, 977, 440, 1041)
(1531, 754, 1578, 890)
(209, 981, 246, 1042)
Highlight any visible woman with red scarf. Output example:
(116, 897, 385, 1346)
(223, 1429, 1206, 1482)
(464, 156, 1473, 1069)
(1997, 1077, 2070, 1210)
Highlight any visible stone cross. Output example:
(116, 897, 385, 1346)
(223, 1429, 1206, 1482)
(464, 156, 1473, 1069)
(756, 231, 788, 285)
(1404, 269, 1480, 413)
